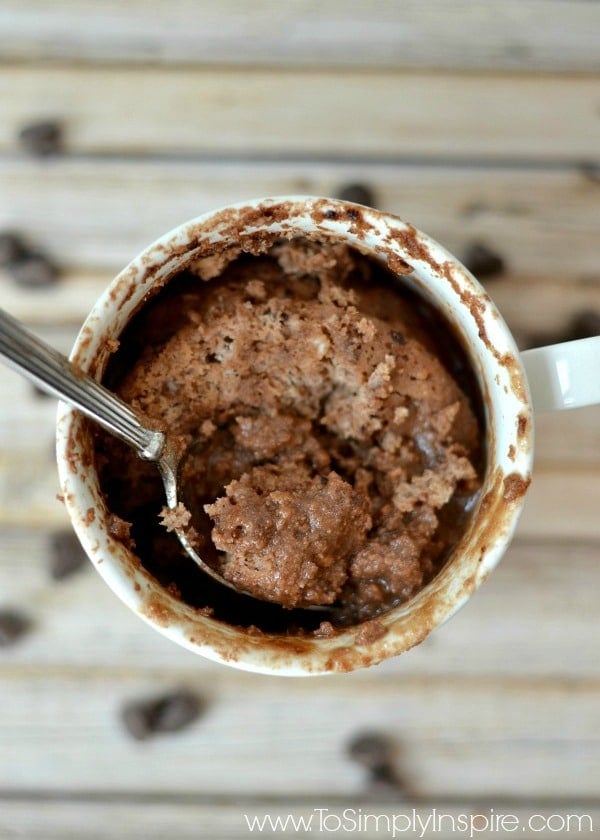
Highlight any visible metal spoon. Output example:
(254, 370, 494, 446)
(0, 306, 287, 603)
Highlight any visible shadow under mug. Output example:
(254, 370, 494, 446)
(55, 197, 600, 675)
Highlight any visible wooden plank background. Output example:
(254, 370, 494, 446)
(0, 3, 598, 838)
(0, 0, 598, 72)
(1, 65, 599, 161)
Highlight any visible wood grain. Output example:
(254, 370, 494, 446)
(1, 65, 599, 161)
(0, 3, 598, 815)
(1, 160, 599, 276)
(0, 0, 598, 72)
(0, 669, 598, 798)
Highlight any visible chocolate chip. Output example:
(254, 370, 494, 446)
(336, 183, 376, 208)
(17, 120, 63, 157)
(121, 690, 204, 741)
(346, 731, 407, 796)
(522, 309, 600, 350)
(0, 231, 60, 287)
(49, 530, 87, 581)
(0, 231, 27, 266)
(347, 731, 394, 772)
(0, 609, 32, 647)
(578, 162, 600, 185)
(121, 701, 154, 741)
(153, 690, 203, 731)
(347, 732, 410, 798)
(519, 330, 557, 351)
(8, 254, 59, 288)
(568, 310, 600, 340)
(462, 242, 506, 280)
(391, 330, 406, 345)
(370, 761, 403, 789)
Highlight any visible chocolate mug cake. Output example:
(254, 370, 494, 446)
(95, 235, 483, 635)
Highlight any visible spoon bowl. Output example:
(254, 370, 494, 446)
(0, 306, 314, 605)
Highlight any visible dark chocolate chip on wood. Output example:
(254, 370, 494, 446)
(0, 609, 32, 647)
(578, 162, 600, 185)
(336, 183, 376, 208)
(18, 120, 63, 157)
(0, 231, 27, 266)
(521, 309, 600, 350)
(519, 330, 562, 350)
(347, 731, 394, 772)
(568, 310, 600, 340)
(152, 690, 204, 732)
(346, 730, 406, 795)
(9, 254, 59, 288)
(121, 690, 204, 740)
(49, 530, 87, 581)
(462, 242, 506, 280)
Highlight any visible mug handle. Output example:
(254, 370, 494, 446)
(521, 335, 600, 413)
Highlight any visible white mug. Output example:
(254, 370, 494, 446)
(55, 197, 600, 675)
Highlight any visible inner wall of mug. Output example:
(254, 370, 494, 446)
(56, 197, 533, 675)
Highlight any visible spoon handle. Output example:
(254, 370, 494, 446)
(0, 308, 164, 460)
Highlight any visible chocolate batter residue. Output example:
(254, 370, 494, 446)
(96, 238, 483, 632)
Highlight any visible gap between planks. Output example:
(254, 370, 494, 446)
(0, 159, 599, 276)
(0, 798, 597, 840)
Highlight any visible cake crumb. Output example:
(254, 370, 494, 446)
(107, 513, 135, 548)
(314, 620, 337, 638)
(159, 502, 192, 533)
(354, 619, 387, 645)
(245, 279, 267, 301)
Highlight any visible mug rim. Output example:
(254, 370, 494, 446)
(55, 196, 534, 675)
